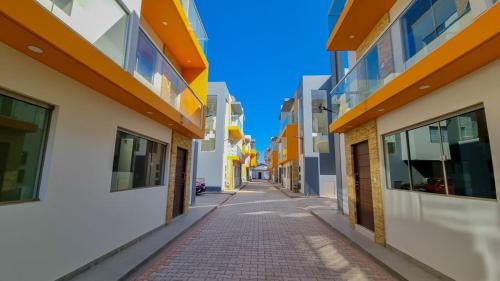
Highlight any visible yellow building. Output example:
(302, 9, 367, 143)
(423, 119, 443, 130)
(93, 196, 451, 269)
(0, 1, 208, 280)
(328, 0, 500, 280)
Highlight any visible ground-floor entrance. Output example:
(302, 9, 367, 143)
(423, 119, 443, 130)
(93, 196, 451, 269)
(353, 141, 374, 231)
(173, 147, 187, 218)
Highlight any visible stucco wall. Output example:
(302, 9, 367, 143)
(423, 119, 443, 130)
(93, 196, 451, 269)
(377, 60, 500, 281)
(0, 43, 173, 281)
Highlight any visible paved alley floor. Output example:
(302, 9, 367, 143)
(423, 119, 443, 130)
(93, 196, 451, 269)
(130, 182, 396, 281)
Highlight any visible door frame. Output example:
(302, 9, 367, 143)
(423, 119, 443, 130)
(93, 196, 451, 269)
(172, 147, 188, 218)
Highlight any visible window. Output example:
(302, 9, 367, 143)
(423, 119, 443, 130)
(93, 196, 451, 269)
(0, 93, 51, 203)
(201, 95, 217, 151)
(311, 90, 330, 153)
(136, 30, 159, 84)
(383, 108, 496, 199)
(111, 130, 167, 191)
(401, 0, 470, 62)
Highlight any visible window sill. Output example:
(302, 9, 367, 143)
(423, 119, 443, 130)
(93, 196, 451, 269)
(110, 185, 168, 193)
(385, 188, 497, 202)
(0, 199, 41, 207)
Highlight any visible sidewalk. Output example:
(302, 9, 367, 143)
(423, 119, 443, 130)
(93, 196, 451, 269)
(65, 193, 232, 281)
(298, 196, 447, 281)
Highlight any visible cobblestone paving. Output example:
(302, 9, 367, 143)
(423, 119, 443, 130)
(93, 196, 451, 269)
(133, 182, 396, 281)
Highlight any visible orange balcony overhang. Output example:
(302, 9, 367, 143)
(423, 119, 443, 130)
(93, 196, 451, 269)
(326, 0, 395, 51)
(228, 126, 244, 140)
(141, 0, 208, 70)
(0, 2, 204, 139)
(330, 4, 500, 133)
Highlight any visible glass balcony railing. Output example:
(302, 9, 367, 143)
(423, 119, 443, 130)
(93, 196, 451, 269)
(37, 0, 204, 129)
(331, 0, 496, 122)
(134, 30, 203, 127)
(231, 115, 243, 129)
(37, 0, 129, 66)
(280, 112, 295, 134)
(180, 0, 208, 54)
(328, 0, 347, 33)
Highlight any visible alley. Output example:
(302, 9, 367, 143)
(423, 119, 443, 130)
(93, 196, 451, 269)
(131, 182, 396, 281)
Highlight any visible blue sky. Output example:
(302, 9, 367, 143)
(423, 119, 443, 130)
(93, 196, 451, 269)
(196, 0, 332, 161)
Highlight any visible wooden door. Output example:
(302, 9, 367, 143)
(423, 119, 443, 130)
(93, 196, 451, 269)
(173, 148, 187, 218)
(353, 141, 374, 231)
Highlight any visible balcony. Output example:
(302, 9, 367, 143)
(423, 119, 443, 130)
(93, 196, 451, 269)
(180, 0, 208, 54)
(279, 124, 298, 164)
(330, 0, 500, 133)
(280, 112, 295, 135)
(228, 115, 244, 140)
(327, 0, 396, 50)
(226, 145, 243, 163)
(0, 1, 205, 137)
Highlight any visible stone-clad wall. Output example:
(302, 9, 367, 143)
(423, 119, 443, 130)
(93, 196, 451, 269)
(166, 132, 193, 224)
(344, 120, 386, 245)
(356, 13, 390, 59)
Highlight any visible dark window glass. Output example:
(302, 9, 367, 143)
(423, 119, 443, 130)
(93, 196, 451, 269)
(384, 132, 411, 190)
(0, 93, 50, 203)
(384, 108, 496, 200)
(441, 110, 496, 199)
(408, 123, 447, 194)
(201, 95, 217, 151)
(111, 131, 166, 191)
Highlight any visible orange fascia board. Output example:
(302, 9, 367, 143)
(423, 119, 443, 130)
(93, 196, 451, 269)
(141, 0, 208, 70)
(330, 4, 500, 133)
(0, 2, 204, 138)
(326, 0, 395, 50)
(228, 126, 243, 140)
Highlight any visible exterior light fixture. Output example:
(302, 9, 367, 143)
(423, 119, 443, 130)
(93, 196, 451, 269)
(419, 84, 431, 90)
(27, 45, 43, 54)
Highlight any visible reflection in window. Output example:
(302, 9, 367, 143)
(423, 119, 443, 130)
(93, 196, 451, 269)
(383, 108, 496, 200)
(111, 131, 166, 191)
(383, 132, 411, 190)
(0, 93, 50, 203)
(201, 95, 217, 151)
(441, 110, 496, 199)
(401, 0, 470, 62)
(311, 90, 329, 153)
(136, 30, 158, 84)
(408, 123, 447, 194)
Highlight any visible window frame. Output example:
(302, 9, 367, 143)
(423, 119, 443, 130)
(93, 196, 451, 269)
(110, 127, 169, 192)
(0, 88, 53, 205)
(382, 104, 497, 201)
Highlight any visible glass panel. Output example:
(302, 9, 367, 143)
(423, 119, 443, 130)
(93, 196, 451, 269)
(384, 132, 412, 190)
(134, 30, 203, 128)
(37, 0, 128, 66)
(0, 94, 50, 203)
(180, 0, 208, 54)
(201, 95, 217, 151)
(311, 90, 330, 153)
(408, 123, 447, 194)
(111, 131, 166, 191)
(441, 109, 496, 199)
(329, 0, 491, 123)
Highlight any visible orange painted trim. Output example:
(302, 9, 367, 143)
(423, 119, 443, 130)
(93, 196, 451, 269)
(330, 4, 500, 133)
(279, 124, 299, 163)
(228, 126, 244, 140)
(141, 0, 207, 70)
(0, 2, 204, 138)
(326, 0, 395, 51)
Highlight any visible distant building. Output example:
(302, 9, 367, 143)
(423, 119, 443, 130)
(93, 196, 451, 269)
(251, 164, 270, 180)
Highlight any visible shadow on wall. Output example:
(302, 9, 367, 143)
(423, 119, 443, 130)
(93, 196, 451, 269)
(387, 191, 500, 281)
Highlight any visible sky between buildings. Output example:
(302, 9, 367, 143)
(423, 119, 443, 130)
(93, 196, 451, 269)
(197, 0, 332, 162)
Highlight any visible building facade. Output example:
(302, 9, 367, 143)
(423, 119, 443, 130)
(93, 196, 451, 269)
(295, 76, 337, 197)
(327, 0, 500, 280)
(278, 98, 300, 191)
(195, 82, 252, 192)
(0, 1, 208, 280)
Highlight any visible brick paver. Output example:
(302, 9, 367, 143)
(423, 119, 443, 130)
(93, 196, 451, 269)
(132, 182, 396, 281)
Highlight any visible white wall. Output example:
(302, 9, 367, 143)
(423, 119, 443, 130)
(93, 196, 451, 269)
(0, 43, 172, 281)
(196, 85, 228, 189)
(377, 60, 500, 281)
